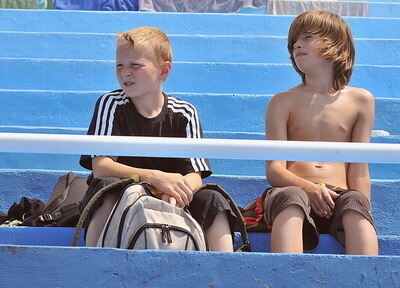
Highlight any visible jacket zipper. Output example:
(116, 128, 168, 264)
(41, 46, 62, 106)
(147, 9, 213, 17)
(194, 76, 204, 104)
(161, 224, 172, 244)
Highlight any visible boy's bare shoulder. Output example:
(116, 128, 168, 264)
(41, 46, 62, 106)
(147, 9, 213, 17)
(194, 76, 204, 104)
(345, 86, 374, 102)
(343, 87, 374, 114)
(270, 86, 302, 105)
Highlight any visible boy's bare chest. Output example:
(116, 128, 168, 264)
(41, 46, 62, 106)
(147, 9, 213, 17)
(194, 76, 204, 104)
(287, 98, 357, 141)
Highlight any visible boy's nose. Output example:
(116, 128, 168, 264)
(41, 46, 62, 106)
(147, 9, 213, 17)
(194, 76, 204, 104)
(121, 69, 132, 77)
(294, 41, 303, 49)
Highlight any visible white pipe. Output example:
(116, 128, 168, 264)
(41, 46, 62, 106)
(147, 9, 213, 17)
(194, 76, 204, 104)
(0, 132, 398, 163)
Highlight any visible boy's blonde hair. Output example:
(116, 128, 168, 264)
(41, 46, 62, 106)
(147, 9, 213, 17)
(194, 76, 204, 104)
(117, 27, 172, 64)
(287, 10, 355, 91)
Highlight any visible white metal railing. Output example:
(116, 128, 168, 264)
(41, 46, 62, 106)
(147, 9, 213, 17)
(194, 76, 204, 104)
(0, 132, 399, 163)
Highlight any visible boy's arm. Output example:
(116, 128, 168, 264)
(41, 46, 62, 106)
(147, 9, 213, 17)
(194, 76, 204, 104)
(266, 94, 337, 216)
(92, 156, 194, 207)
(347, 90, 375, 200)
(266, 94, 306, 186)
(266, 94, 314, 189)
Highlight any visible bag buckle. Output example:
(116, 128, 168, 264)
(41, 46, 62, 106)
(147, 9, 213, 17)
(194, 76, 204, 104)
(40, 214, 53, 222)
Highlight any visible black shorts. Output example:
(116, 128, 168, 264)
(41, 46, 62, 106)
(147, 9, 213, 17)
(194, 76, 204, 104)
(80, 177, 238, 238)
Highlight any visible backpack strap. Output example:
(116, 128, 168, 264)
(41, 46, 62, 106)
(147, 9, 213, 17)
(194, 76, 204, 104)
(197, 183, 251, 252)
(37, 203, 81, 227)
(71, 175, 139, 246)
(43, 172, 77, 214)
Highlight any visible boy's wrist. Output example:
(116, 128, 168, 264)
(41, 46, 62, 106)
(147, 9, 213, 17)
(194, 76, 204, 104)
(142, 169, 162, 184)
(300, 180, 318, 194)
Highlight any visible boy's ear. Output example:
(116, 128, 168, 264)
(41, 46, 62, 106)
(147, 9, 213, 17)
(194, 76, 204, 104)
(160, 61, 172, 81)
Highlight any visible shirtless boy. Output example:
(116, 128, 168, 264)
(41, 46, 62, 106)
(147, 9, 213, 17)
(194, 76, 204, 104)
(265, 10, 378, 254)
(79, 27, 235, 251)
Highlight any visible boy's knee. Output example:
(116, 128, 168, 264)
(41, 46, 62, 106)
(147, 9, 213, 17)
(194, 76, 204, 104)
(341, 209, 364, 222)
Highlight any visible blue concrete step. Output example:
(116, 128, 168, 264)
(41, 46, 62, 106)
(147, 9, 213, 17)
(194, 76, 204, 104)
(1, 9, 400, 38)
(0, 151, 398, 180)
(0, 90, 398, 134)
(0, 170, 399, 236)
(1, 32, 400, 66)
(248, 233, 400, 255)
(0, 58, 399, 97)
(0, 226, 399, 255)
(369, 2, 400, 17)
(0, 245, 398, 288)
(0, 226, 85, 247)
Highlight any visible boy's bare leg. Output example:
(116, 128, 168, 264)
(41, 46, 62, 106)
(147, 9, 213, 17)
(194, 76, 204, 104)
(205, 211, 233, 252)
(342, 210, 378, 255)
(86, 193, 119, 247)
(271, 205, 304, 253)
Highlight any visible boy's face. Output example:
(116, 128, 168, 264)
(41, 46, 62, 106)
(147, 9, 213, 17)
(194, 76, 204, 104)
(292, 33, 332, 75)
(116, 41, 170, 99)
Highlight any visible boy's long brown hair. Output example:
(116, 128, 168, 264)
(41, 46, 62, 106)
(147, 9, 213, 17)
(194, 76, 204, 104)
(117, 27, 172, 64)
(287, 10, 355, 91)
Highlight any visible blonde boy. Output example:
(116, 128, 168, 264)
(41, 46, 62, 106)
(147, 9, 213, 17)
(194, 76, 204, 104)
(265, 10, 378, 254)
(79, 27, 235, 251)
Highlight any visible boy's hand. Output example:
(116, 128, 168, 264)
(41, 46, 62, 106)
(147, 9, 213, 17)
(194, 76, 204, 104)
(305, 183, 339, 218)
(147, 170, 193, 207)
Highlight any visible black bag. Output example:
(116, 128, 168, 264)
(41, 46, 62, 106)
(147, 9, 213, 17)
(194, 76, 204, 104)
(0, 197, 45, 226)
(24, 172, 88, 227)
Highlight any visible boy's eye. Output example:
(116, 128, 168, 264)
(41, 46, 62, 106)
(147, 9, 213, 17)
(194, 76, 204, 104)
(115, 63, 142, 69)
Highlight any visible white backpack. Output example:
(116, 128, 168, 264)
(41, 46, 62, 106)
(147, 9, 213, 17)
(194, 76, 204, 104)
(72, 178, 250, 252)
(96, 183, 207, 250)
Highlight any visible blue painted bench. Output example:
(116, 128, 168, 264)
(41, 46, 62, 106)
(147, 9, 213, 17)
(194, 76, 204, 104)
(2, 226, 400, 255)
